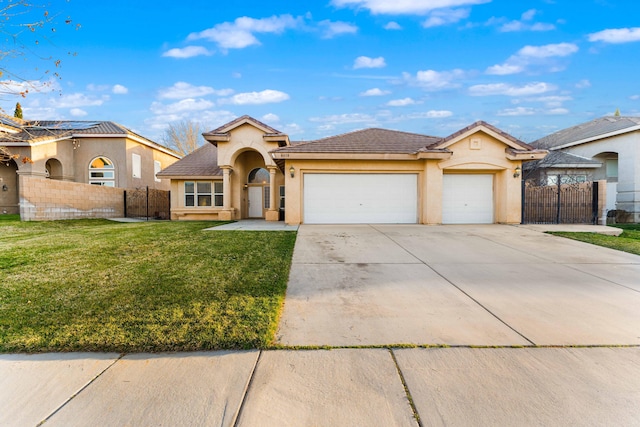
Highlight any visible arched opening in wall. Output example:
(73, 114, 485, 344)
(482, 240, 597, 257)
(45, 158, 63, 180)
(593, 152, 618, 211)
(89, 156, 115, 187)
(0, 159, 19, 214)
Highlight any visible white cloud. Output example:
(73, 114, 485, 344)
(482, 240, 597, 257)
(331, 0, 490, 15)
(282, 123, 304, 135)
(409, 110, 453, 118)
(518, 43, 578, 58)
(145, 110, 236, 132)
(69, 108, 88, 117)
(262, 113, 280, 123)
(49, 93, 109, 108)
(0, 79, 59, 96)
(360, 88, 391, 96)
(403, 69, 465, 90)
(546, 108, 569, 115)
(387, 97, 418, 106)
(353, 56, 386, 69)
(222, 89, 290, 105)
(575, 79, 591, 89)
(494, 9, 555, 32)
(162, 46, 213, 58)
(187, 15, 303, 49)
(485, 43, 578, 75)
(469, 82, 556, 96)
(630, 95, 640, 100)
(485, 63, 524, 75)
(588, 27, 640, 44)
(384, 21, 402, 30)
(319, 20, 358, 38)
(112, 84, 129, 94)
(423, 8, 470, 28)
(158, 82, 233, 100)
(150, 98, 215, 115)
(497, 107, 536, 116)
(309, 113, 376, 125)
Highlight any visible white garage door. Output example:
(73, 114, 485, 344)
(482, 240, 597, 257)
(442, 174, 494, 224)
(304, 174, 418, 224)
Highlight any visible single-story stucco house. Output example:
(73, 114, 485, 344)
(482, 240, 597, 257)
(528, 116, 640, 221)
(0, 114, 181, 214)
(157, 115, 547, 225)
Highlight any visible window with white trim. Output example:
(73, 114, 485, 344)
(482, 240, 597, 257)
(214, 182, 223, 207)
(89, 156, 115, 187)
(132, 153, 141, 179)
(264, 186, 270, 209)
(279, 185, 285, 209)
(154, 160, 162, 182)
(185, 181, 211, 207)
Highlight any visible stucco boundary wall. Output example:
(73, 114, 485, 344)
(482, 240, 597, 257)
(19, 175, 124, 221)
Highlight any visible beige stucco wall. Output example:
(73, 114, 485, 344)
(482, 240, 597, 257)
(284, 130, 524, 225)
(11, 137, 178, 191)
(19, 174, 124, 221)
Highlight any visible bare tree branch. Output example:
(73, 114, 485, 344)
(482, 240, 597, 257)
(161, 120, 204, 156)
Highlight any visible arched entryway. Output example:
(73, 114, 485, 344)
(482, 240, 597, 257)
(0, 159, 19, 214)
(45, 158, 63, 180)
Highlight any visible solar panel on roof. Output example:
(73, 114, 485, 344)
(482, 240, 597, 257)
(35, 122, 100, 130)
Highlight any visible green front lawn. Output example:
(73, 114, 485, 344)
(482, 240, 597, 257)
(0, 215, 296, 353)
(550, 224, 640, 256)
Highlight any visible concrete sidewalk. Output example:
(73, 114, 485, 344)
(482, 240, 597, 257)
(2, 347, 639, 426)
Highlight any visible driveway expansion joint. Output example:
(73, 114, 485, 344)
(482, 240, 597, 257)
(37, 353, 124, 427)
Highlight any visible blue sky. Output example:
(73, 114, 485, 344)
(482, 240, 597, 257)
(2, 0, 640, 143)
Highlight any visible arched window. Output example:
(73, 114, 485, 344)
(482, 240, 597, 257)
(248, 167, 269, 184)
(89, 156, 115, 187)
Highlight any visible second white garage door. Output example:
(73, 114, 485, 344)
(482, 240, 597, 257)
(442, 174, 494, 224)
(304, 173, 418, 224)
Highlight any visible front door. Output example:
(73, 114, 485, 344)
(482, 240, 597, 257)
(248, 186, 263, 218)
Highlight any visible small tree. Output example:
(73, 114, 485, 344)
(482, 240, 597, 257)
(13, 102, 23, 119)
(161, 120, 204, 156)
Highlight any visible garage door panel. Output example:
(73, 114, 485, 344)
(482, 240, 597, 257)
(442, 174, 494, 224)
(304, 174, 417, 224)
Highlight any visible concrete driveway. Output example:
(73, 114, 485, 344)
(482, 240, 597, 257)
(276, 224, 640, 347)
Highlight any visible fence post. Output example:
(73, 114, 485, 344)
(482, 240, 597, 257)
(556, 174, 561, 224)
(592, 181, 599, 225)
(123, 190, 127, 218)
(146, 186, 149, 221)
(521, 179, 526, 224)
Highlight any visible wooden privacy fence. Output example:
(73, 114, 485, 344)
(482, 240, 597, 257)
(124, 187, 171, 220)
(522, 179, 598, 224)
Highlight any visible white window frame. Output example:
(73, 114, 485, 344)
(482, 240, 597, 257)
(89, 156, 116, 187)
(154, 160, 162, 182)
(185, 181, 213, 207)
(132, 153, 141, 179)
(264, 186, 270, 209)
(213, 182, 223, 207)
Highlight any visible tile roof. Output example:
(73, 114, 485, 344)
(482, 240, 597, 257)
(523, 151, 601, 170)
(532, 116, 640, 149)
(276, 128, 442, 154)
(205, 115, 283, 135)
(437, 120, 534, 150)
(156, 143, 222, 177)
(0, 120, 178, 156)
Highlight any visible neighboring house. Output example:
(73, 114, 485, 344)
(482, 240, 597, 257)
(529, 116, 640, 221)
(158, 115, 546, 225)
(0, 115, 181, 214)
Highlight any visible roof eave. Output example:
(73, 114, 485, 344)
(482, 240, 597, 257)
(505, 149, 548, 161)
(271, 152, 422, 160)
(549, 124, 640, 150)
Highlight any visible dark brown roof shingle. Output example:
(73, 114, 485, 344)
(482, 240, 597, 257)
(275, 128, 442, 154)
(156, 143, 221, 177)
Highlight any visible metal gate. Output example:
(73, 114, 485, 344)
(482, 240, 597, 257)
(522, 178, 598, 224)
(124, 187, 171, 220)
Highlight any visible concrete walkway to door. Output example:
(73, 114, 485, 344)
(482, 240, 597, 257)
(276, 224, 640, 347)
